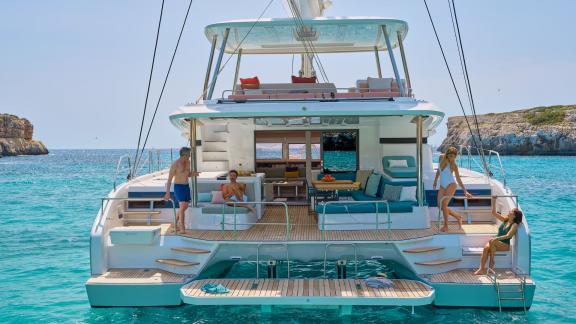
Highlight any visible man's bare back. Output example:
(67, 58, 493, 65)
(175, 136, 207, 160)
(171, 158, 190, 185)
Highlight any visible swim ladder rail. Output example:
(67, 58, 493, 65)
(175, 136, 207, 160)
(256, 243, 290, 279)
(320, 200, 391, 241)
(220, 201, 290, 241)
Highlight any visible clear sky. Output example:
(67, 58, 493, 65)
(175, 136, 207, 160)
(1, 0, 575, 149)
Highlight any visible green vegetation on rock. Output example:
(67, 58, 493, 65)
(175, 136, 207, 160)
(524, 106, 567, 126)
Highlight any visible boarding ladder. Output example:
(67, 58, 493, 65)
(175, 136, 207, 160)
(256, 243, 290, 279)
(488, 268, 527, 313)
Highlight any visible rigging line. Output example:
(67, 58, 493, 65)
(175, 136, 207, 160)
(195, 0, 274, 102)
(447, 0, 470, 109)
(134, 0, 195, 172)
(133, 0, 165, 177)
(285, 0, 325, 80)
(422, 0, 482, 153)
(450, 0, 490, 170)
(288, 0, 330, 82)
(286, 0, 329, 82)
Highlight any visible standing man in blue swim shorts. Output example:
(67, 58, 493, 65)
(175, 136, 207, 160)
(164, 147, 198, 234)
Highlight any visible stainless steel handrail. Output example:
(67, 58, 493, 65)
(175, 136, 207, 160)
(320, 200, 391, 240)
(256, 243, 290, 279)
(220, 201, 291, 241)
(113, 155, 132, 191)
(436, 195, 518, 232)
(458, 145, 508, 188)
(101, 197, 178, 234)
(323, 243, 358, 279)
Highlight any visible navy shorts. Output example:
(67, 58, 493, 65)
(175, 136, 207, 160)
(173, 184, 191, 206)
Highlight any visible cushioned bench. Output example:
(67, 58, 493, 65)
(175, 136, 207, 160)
(315, 201, 417, 214)
(382, 156, 417, 178)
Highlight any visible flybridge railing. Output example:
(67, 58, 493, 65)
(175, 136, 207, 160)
(220, 87, 414, 101)
(458, 145, 507, 188)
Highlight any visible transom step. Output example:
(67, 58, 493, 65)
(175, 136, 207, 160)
(156, 259, 200, 267)
(171, 247, 211, 254)
(403, 246, 445, 253)
(415, 258, 461, 266)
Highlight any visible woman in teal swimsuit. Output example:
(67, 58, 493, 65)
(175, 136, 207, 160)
(474, 196, 523, 275)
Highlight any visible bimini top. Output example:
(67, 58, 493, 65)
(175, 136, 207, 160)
(169, 99, 444, 132)
(204, 17, 408, 54)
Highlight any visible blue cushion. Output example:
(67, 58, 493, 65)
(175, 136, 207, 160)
(316, 201, 417, 214)
(364, 174, 381, 197)
(351, 190, 380, 201)
(383, 166, 417, 178)
(198, 192, 212, 202)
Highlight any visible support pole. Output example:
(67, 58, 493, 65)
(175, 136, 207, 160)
(305, 131, 312, 182)
(189, 119, 198, 207)
(396, 31, 412, 95)
(381, 25, 405, 97)
(202, 35, 217, 100)
(416, 116, 424, 206)
(397, 30, 412, 96)
(231, 48, 243, 95)
(374, 46, 382, 78)
(207, 28, 230, 100)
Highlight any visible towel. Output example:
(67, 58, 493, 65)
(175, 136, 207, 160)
(364, 277, 393, 289)
(201, 283, 229, 294)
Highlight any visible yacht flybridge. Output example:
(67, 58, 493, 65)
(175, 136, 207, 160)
(87, 0, 534, 313)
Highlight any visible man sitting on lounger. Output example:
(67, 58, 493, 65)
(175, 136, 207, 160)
(222, 170, 256, 214)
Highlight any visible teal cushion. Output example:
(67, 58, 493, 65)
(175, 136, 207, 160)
(351, 190, 379, 201)
(364, 174, 381, 197)
(316, 201, 417, 214)
(198, 192, 212, 202)
(383, 166, 417, 178)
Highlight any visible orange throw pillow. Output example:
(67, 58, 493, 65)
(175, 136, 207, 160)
(284, 171, 299, 178)
(291, 75, 317, 84)
(240, 76, 260, 89)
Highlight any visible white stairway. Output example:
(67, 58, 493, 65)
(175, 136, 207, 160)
(201, 124, 229, 172)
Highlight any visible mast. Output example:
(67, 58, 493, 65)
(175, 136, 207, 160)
(285, 0, 333, 77)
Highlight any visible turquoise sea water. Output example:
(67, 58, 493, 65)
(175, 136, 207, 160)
(1, 150, 575, 323)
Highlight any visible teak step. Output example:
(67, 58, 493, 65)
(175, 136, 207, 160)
(121, 211, 161, 215)
(403, 246, 445, 254)
(415, 258, 461, 266)
(171, 247, 211, 254)
(156, 259, 200, 267)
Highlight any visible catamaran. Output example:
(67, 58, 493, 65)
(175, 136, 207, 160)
(86, 0, 535, 314)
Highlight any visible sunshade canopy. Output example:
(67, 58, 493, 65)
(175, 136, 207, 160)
(204, 17, 409, 54)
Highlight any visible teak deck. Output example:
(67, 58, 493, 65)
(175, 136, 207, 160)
(87, 268, 190, 284)
(423, 268, 534, 285)
(181, 278, 434, 306)
(180, 206, 498, 241)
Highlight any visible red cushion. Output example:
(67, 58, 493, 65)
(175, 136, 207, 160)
(240, 76, 260, 89)
(291, 75, 317, 83)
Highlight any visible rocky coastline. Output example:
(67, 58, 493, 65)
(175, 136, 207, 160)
(0, 114, 48, 157)
(439, 105, 576, 155)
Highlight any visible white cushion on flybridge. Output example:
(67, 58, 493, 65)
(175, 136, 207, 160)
(109, 226, 160, 245)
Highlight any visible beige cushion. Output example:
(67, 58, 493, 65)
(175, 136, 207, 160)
(367, 77, 393, 91)
(355, 169, 373, 189)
